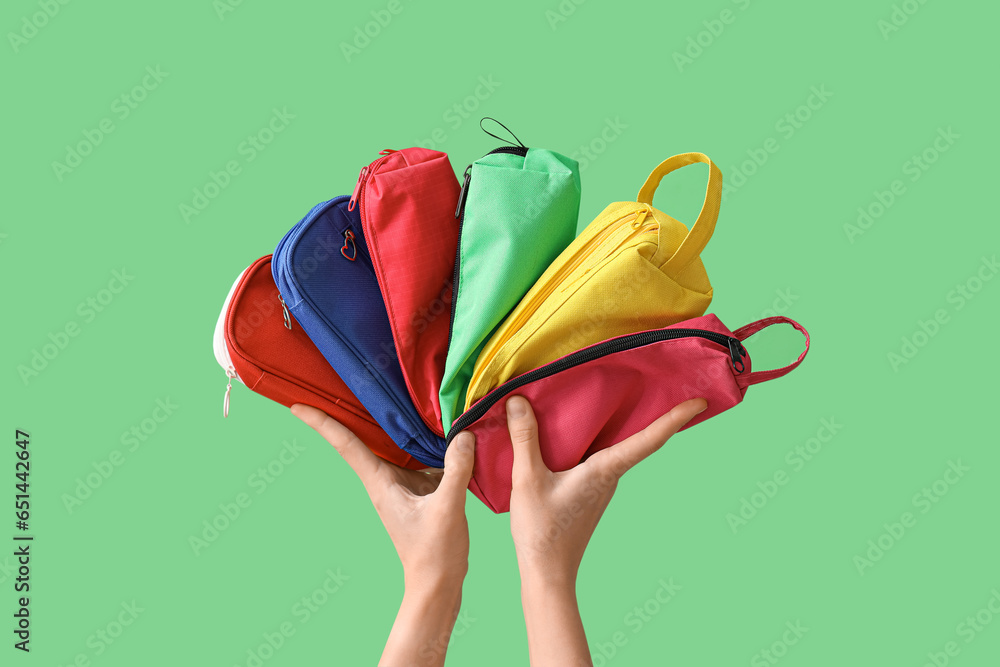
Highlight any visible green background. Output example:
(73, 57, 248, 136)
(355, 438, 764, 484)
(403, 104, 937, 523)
(4, 0, 998, 664)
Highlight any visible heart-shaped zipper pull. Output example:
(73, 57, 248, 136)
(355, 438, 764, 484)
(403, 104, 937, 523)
(341, 230, 358, 261)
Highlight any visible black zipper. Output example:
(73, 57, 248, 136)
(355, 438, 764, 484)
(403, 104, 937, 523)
(445, 327, 747, 442)
(485, 146, 529, 157)
(447, 145, 531, 349)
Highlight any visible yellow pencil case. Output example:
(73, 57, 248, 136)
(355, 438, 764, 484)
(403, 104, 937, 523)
(465, 152, 722, 409)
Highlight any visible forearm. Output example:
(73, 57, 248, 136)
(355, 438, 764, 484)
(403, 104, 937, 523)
(520, 570, 591, 667)
(380, 576, 464, 667)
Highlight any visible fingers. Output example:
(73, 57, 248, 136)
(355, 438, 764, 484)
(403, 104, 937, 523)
(437, 431, 476, 499)
(507, 396, 547, 479)
(592, 398, 707, 477)
(291, 404, 380, 484)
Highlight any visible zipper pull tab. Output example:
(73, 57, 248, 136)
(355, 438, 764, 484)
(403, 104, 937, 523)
(341, 229, 358, 261)
(348, 166, 369, 212)
(728, 337, 747, 374)
(631, 207, 649, 229)
(278, 294, 292, 330)
(455, 165, 472, 219)
(223, 369, 236, 417)
(480, 117, 526, 148)
(379, 148, 397, 156)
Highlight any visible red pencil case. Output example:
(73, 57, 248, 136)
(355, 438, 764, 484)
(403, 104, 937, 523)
(212, 254, 423, 470)
(351, 147, 462, 436)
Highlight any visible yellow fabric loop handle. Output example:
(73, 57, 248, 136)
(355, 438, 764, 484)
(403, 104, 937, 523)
(636, 152, 722, 273)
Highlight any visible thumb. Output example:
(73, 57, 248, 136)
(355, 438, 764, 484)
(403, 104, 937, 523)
(506, 396, 546, 480)
(437, 431, 476, 499)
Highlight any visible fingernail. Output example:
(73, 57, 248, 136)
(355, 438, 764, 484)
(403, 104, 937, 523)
(696, 399, 708, 414)
(455, 431, 475, 452)
(506, 397, 527, 419)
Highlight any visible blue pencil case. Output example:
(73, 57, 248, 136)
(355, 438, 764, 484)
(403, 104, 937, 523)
(271, 196, 447, 467)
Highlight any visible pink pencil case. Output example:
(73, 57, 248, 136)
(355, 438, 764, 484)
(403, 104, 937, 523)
(447, 314, 810, 513)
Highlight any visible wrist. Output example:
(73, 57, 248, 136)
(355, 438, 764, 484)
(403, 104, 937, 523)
(382, 572, 464, 667)
(518, 563, 590, 667)
(518, 559, 578, 594)
(404, 568, 466, 600)
(517, 556, 579, 590)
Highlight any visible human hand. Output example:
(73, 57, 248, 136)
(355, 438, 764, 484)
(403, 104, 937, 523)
(291, 404, 475, 590)
(504, 395, 706, 666)
(507, 395, 708, 586)
(293, 404, 476, 667)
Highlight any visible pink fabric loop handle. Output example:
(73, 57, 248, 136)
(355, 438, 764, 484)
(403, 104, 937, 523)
(733, 316, 810, 387)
